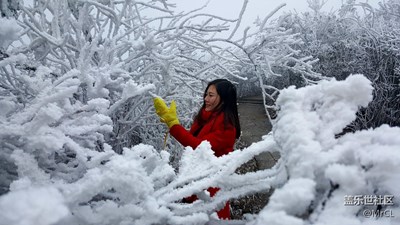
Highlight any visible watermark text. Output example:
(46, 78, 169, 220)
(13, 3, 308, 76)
(363, 209, 394, 218)
(344, 195, 394, 206)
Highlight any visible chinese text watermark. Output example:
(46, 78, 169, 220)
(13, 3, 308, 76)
(344, 195, 394, 206)
(344, 195, 395, 218)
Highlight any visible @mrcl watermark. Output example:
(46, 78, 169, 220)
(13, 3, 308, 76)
(362, 209, 394, 218)
(344, 195, 395, 218)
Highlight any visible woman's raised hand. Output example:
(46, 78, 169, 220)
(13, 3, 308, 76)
(153, 97, 180, 128)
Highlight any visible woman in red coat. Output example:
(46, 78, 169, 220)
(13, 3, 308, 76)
(153, 79, 241, 220)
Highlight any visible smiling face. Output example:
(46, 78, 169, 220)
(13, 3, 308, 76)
(204, 84, 221, 112)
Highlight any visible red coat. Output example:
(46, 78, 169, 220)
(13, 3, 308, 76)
(170, 109, 236, 157)
(169, 108, 236, 219)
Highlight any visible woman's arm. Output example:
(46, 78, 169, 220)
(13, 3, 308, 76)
(169, 124, 236, 156)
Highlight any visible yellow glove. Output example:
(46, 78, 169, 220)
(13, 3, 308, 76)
(153, 97, 180, 128)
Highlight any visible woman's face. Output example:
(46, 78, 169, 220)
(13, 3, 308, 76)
(204, 85, 221, 111)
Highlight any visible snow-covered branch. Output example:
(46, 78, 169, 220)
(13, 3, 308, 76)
(250, 74, 400, 225)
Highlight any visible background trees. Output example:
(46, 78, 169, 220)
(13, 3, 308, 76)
(279, 0, 400, 131)
(0, 0, 318, 172)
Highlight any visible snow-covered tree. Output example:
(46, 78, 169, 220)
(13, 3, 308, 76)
(0, 0, 251, 188)
(1, 110, 283, 225)
(248, 74, 400, 225)
(1, 0, 399, 225)
(0, 0, 322, 183)
(2, 73, 399, 225)
(0, 0, 309, 218)
(279, 0, 400, 131)
(230, 3, 323, 120)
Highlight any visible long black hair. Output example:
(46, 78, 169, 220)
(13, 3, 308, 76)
(195, 79, 241, 139)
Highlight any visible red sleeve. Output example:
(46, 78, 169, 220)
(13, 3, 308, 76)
(169, 124, 202, 149)
(169, 124, 236, 156)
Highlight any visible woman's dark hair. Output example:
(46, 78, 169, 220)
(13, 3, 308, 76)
(195, 79, 241, 139)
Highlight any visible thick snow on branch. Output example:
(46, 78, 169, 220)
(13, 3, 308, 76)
(1, 1, 399, 225)
(0, 186, 69, 225)
(250, 74, 400, 225)
(0, 133, 283, 225)
(0, 18, 21, 50)
(2, 74, 398, 225)
(0, 0, 322, 165)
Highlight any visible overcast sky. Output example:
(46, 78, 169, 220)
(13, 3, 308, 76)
(168, 0, 379, 25)
(170, 0, 336, 17)
(167, 0, 378, 41)
(169, 0, 379, 18)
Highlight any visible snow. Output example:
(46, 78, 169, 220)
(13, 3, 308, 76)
(0, 99, 16, 118)
(252, 74, 400, 225)
(265, 178, 316, 216)
(10, 150, 51, 189)
(248, 210, 304, 225)
(0, 18, 21, 50)
(1, 0, 399, 224)
(1, 71, 400, 225)
(0, 53, 26, 68)
(0, 187, 69, 225)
